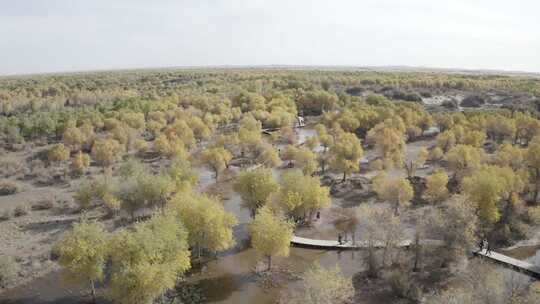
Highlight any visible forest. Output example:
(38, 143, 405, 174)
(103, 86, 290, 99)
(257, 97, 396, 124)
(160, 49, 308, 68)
(1, 68, 540, 304)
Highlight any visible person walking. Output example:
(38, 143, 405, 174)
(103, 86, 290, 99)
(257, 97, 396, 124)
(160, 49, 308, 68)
(486, 240, 492, 256)
(477, 238, 484, 253)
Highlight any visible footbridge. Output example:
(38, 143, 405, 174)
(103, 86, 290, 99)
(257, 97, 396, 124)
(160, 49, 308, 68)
(291, 235, 540, 279)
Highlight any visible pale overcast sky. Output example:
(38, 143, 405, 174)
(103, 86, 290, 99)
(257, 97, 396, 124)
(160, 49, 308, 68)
(1, 0, 539, 75)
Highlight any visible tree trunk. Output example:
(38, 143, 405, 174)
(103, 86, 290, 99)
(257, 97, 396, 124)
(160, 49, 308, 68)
(342, 172, 347, 182)
(413, 236, 420, 272)
(406, 161, 413, 178)
(90, 279, 96, 304)
(382, 241, 389, 267)
(267, 255, 272, 271)
(367, 244, 377, 278)
(535, 170, 540, 203)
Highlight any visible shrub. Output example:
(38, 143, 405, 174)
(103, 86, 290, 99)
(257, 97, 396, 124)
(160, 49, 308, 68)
(0, 180, 19, 196)
(429, 147, 444, 161)
(32, 198, 55, 211)
(74, 183, 94, 210)
(70, 151, 91, 175)
(91, 138, 122, 167)
(103, 193, 121, 213)
(134, 139, 149, 155)
(13, 205, 29, 217)
(0, 255, 19, 286)
(48, 144, 70, 162)
(528, 206, 540, 225)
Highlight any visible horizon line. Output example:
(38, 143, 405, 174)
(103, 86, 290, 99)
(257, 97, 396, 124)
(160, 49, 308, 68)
(1, 64, 540, 79)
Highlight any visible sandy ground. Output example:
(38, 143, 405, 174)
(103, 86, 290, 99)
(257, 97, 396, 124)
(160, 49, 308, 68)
(0, 143, 111, 292)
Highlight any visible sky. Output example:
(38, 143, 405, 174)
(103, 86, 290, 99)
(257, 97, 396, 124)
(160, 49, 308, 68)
(1, 0, 539, 75)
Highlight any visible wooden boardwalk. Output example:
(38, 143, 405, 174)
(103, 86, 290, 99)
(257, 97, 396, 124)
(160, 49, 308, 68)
(261, 121, 306, 135)
(291, 236, 442, 250)
(474, 249, 540, 279)
(291, 236, 540, 279)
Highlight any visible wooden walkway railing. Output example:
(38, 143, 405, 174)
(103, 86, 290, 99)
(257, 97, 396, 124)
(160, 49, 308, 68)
(291, 236, 540, 279)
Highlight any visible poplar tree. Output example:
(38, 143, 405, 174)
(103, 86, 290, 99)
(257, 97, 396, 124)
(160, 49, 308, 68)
(108, 215, 191, 304)
(169, 193, 238, 258)
(278, 170, 331, 222)
(249, 206, 294, 270)
(234, 168, 279, 217)
(54, 217, 109, 303)
(423, 170, 449, 204)
(329, 130, 364, 182)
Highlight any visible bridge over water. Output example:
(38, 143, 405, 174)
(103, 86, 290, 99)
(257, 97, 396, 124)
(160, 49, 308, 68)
(291, 235, 540, 279)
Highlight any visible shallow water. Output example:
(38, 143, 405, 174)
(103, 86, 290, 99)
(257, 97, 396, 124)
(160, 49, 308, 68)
(191, 165, 366, 303)
(190, 246, 364, 304)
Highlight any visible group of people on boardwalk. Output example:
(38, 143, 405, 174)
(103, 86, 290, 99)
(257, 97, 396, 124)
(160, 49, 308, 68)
(477, 238, 492, 256)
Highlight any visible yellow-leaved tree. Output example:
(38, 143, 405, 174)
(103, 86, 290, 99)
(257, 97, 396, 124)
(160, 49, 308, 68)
(154, 134, 188, 160)
(366, 119, 406, 168)
(445, 144, 486, 178)
(436, 130, 456, 152)
(198, 147, 233, 179)
(249, 206, 294, 270)
(282, 145, 318, 175)
(493, 143, 524, 170)
(372, 173, 414, 215)
(233, 167, 279, 217)
(63, 126, 86, 152)
(314, 124, 334, 174)
(71, 151, 91, 175)
(423, 170, 449, 204)
(91, 138, 122, 168)
(53, 217, 109, 303)
(277, 170, 331, 222)
(255, 142, 282, 168)
(169, 192, 237, 258)
(461, 166, 526, 225)
(329, 130, 364, 182)
(48, 143, 70, 162)
(108, 215, 191, 304)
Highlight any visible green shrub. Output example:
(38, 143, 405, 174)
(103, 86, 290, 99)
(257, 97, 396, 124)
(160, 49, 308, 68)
(73, 183, 94, 210)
